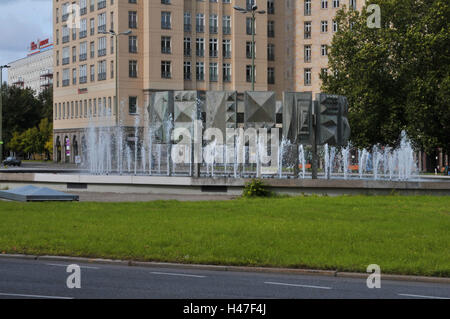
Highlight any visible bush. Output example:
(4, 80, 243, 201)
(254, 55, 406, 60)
(242, 179, 273, 198)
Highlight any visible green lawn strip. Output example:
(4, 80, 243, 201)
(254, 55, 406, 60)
(0, 196, 448, 277)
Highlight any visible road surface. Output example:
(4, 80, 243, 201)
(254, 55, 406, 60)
(0, 257, 448, 299)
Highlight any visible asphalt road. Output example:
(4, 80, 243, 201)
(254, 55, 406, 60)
(0, 258, 448, 299)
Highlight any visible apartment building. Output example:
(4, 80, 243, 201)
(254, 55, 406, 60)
(8, 39, 54, 95)
(295, 0, 364, 93)
(52, 0, 364, 163)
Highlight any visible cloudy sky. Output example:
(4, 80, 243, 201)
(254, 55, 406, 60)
(0, 0, 52, 82)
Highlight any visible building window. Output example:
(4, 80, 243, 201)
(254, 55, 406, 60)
(209, 38, 218, 58)
(333, 20, 338, 32)
(268, 67, 275, 84)
(223, 39, 231, 58)
(223, 63, 231, 82)
(209, 14, 218, 33)
(267, 0, 275, 14)
(304, 45, 311, 62)
(246, 65, 255, 83)
(196, 38, 204, 57)
(184, 12, 191, 32)
(196, 62, 204, 81)
(267, 21, 275, 37)
(267, 44, 275, 61)
(246, 41, 255, 59)
(161, 61, 171, 78)
(196, 13, 204, 32)
(304, 68, 311, 86)
(333, 0, 340, 8)
(98, 37, 107, 57)
(305, 0, 311, 15)
(98, 60, 106, 81)
(223, 16, 231, 34)
(129, 11, 137, 29)
(209, 62, 218, 82)
(184, 61, 191, 80)
(129, 60, 137, 78)
(184, 37, 191, 56)
(129, 96, 137, 114)
(321, 21, 328, 33)
(98, 12, 106, 33)
(90, 65, 95, 82)
(321, 0, 328, 9)
(161, 36, 171, 54)
(129, 36, 137, 53)
(79, 64, 87, 84)
(161, 12, 171, 29)
(304, 22, 311, 39)
(321, 44, 328, 56)
(349, 0, 357, 10)
(246, 17, 254, 35)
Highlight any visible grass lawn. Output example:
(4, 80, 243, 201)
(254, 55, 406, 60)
(0, 195, 449, 277)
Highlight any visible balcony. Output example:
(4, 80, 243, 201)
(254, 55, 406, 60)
(62, 79, 70, 87)
(209, 50, 218, 58)
(62, 57, 70, 65)
(79, 31, 87, 39)
(98, 0, 106, 10)
(98, 72, 107, 81)
(196, 49, 204, 57)
(98, 49, 107, 57)
(196, 25, 204, 33)
(223, 51, 231, 59)
(98, 25, 106, 33)
(62, 36, 70, 44)
(268, 54, 275, 61)
(62, 14, 69, 22)
(80, 7, 87, 16)
(184, 73, 191, 80)
(161, 47, 171, 54)
(304, 31, 311, 39)
(184, 24, 191, 32)
(223, 27, 231, 35)
(79, 76, 87, 84)
(210, 75, 218, 82)
(267, 30, 275, 38)
(209, 26, 218, 34)
(184, 48, 191, 57)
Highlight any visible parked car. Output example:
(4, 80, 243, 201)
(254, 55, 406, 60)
(3, 157, 21, 167)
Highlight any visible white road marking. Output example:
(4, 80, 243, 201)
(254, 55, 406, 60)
(150, 271, 206, 278)
(264, 281, 332, 290)
(46, 263, 99, 269)
(0, 292, 73, 299)
(398, 293, 449, 299)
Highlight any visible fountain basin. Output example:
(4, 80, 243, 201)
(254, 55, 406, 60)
(0, 172, 449, 197)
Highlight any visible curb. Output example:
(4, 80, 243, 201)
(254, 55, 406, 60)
(1, 253, 449, 284)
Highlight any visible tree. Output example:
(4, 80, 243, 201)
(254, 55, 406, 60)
(1, 85, 54, 159)
(321, 0, 450, 153)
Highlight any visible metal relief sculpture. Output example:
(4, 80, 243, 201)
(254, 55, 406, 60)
(244, 91, 276, 129)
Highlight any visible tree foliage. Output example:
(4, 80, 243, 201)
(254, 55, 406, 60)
(321, 0, 450, 152)
(1, 84, 53, 159)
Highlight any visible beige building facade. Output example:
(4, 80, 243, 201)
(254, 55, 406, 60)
(53, 0, 365, 163)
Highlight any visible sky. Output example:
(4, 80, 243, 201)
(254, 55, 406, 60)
(0, 0, 53, 83)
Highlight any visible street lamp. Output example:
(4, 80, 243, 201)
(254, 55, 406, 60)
(99, 29, 132, 126)
(233, 4, 266, 91)
(0, 64, 10, 163)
